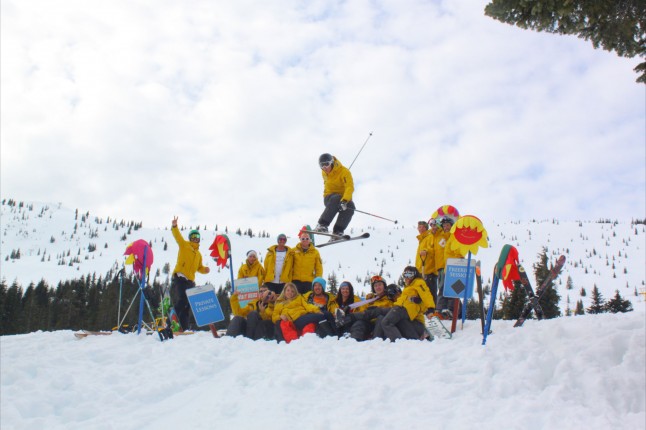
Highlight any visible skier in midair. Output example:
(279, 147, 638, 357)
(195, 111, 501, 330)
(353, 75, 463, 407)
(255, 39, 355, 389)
(315, 153, 355, 238)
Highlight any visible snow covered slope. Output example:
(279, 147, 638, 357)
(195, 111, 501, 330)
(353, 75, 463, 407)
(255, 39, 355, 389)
(1, 200, 644, 311)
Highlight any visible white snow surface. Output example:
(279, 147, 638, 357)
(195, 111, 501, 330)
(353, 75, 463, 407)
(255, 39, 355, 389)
(1, 311, 645, 430)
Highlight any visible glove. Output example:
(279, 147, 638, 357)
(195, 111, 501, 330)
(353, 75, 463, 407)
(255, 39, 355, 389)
(409, 296, 422, 304)
(339, 200, 348, 211)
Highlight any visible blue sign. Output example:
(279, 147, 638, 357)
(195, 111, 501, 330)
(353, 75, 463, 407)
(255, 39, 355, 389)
(443, 258, 477, 299)
(234, 277, 259, 308)
(186, 285, 225, 327)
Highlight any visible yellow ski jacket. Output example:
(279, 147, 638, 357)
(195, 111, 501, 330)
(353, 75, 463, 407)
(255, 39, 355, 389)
(394, 278, 435, 321)
(284, 243, 323, 282)
(416, 230, 435, 275)
(237, 260, 266, 286)
(263, 244, 291, 284)
(322, 157, 354, 202)
(171, 226, 208, 281)
(272, 295, 322, 323)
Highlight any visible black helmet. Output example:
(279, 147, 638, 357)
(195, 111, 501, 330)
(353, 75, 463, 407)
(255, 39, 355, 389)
(370, 275, 386, 292)
(385, 284, 401, 301)
(441, 216, 454, 226)
(402, 266, 420, 280)
(318, 153, 333, 168)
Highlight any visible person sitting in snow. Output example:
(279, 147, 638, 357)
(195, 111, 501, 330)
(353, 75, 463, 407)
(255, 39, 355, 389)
(170, 216, 210, 331)
(238, 250, 266, 287)
(272, 282, 325, 343)
(314, 153, 356, 239)
(381, 266, 435, 342)
(226, 284, 276, 340)
(302, 277, 338, 337)
(335, 277, 399, 341)
(282, 228, 323, 295)
(331, 281, 361, 336)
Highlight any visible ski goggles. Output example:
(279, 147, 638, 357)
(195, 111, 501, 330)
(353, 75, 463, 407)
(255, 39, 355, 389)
(340, 281, 352, 288)
(319, 161, 333, 168)
(370, 275, 385, 285)
(189, 233, 201, 241)
(402, 270, 416, 279)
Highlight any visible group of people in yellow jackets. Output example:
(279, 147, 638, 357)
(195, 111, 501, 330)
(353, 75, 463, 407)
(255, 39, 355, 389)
(168, 152, 463, 341)
(226, 265, 435, 343)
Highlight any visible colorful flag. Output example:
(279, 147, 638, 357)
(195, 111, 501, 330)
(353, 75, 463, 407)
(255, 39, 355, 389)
(124, 239, 154, 277)
(496, 244, 520, 291)
(209, 234, 231, 268)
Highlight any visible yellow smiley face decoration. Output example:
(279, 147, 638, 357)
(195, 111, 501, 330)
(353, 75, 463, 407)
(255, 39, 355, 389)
(449, 215, 489, 255)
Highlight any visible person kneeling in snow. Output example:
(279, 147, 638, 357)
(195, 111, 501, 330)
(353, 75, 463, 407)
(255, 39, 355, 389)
(272, 282, 325, 343)
(226, 284, 276, 340)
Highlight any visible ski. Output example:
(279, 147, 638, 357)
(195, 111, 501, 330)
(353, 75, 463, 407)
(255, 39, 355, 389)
(425, 315, 452, 339)
(301, 230, 351, 240)
(347, 295, 381, 309)
(315, 232, 370, 248)
(74, 329, 197, 339)
(514, 255, 566, 328)
(74, 330, 112, 339)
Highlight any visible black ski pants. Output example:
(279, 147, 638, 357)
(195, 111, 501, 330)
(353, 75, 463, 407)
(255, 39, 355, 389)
(381, 306, 423, 342)
(170, 275, 195, 331)
(317, 193, 355, 235)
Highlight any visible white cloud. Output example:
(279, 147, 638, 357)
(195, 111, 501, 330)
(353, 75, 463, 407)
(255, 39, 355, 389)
(1, 0, 644, 233)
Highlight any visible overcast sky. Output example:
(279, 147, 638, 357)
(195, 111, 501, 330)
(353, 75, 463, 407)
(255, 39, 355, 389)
(2, 0, 644, 234)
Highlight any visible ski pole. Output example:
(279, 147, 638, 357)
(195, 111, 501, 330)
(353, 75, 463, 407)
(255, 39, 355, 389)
(354, 208, 398, 224)
(348, 132, 373, 170)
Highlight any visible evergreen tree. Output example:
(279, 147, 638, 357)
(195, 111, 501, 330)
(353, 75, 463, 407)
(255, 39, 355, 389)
(501, 281, 527, 320)
(465, 298, 481, 320)
(533, 248, 561, 318)
(485, 0, 646, 83)
(587, 285, 606, 314)
(574, 299, 585, 316)
(605, 290, 633, 313)
(2, 281, 24, 335)
(327, 272, 339, 295)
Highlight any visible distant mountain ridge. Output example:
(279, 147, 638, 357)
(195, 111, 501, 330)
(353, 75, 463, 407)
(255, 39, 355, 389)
(2, 199, 645, 311)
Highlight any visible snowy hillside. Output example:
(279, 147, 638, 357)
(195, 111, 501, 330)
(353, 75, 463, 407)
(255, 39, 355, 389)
(1, 311, 644, 429)
(1, 199, 645, 311)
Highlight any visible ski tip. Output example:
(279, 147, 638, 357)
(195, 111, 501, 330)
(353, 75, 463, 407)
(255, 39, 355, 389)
(361, 232, 370, 238)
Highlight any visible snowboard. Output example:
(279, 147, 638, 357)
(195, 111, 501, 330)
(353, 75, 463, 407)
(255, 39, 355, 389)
(425, 315, 452, 339)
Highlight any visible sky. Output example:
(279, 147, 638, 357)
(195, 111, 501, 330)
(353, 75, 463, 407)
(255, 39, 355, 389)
(2, 312, 644, 429)
(2, 0, 644, 234)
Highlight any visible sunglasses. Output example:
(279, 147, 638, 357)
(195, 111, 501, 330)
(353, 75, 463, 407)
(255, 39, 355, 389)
(278, 237, 287, 242)
(300, 236, 310, 241)
(319, 161, 332, 169)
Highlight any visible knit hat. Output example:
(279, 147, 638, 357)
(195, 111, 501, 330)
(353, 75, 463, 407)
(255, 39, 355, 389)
(247, 250, 257, 258)
(312, 277, 327, 291)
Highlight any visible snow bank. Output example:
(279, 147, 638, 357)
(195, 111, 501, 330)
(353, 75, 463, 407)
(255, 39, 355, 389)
(1, 311, 644, 430)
